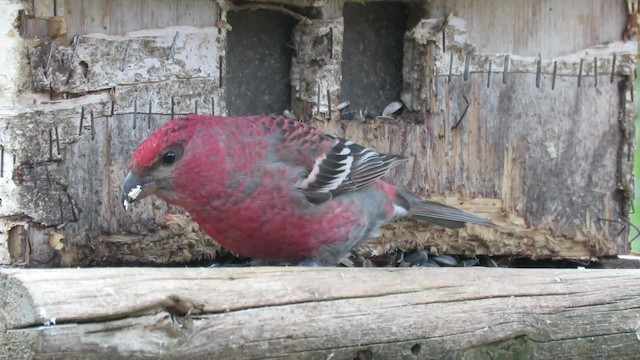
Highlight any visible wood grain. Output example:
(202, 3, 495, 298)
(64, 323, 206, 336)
(0, 0, 635, 266)
(427, 0, 627, 57)
(30, 26, 224, 95)
(1, 267, 640, 359)
(62, 0, 220, 37)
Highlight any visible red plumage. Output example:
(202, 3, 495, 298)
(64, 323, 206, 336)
(123, 114, 495, 265)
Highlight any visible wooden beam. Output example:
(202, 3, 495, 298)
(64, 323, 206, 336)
(1, 267, 640, 359)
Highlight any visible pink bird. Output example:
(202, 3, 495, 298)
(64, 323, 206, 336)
(122, 115, 495, 265)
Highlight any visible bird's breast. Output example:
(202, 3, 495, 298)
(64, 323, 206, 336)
(187, 178, 366, 262)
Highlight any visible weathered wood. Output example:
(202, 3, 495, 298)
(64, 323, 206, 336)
(427, 0, 627, 57)
(1, 267, 640, 359)
(290, 17, 344, 120)
(30, 25, 224, 95)
(1, 1, 231, 266)
(0, 1, 28, 112)
(0, 0, 636, 266)
(298, 15, 635, 258)
(408, 17, 635, 79)
(0, 78, 225, 266)
(61, 0, 222, 36)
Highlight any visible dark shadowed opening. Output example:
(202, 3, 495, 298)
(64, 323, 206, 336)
(341, 2, 407, 115)
(226, 10, 296, 116)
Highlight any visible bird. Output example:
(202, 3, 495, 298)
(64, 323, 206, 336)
(122, 114, 496, 266)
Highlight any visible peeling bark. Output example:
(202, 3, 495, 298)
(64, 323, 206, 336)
(30, 26, 225, 95)
(290, 18, 344, 121)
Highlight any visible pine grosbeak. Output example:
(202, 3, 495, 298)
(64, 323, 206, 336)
(122, 115, 495, 265)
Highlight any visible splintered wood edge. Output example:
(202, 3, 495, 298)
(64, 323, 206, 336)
(1, 267, 640, 359)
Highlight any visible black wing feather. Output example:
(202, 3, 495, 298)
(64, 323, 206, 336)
(298, 138, 406, 204)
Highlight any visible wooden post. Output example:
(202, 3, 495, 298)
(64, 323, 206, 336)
(1, 267, 640, 359)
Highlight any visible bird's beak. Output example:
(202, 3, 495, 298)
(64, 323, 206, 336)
(121, 171, 156, 210)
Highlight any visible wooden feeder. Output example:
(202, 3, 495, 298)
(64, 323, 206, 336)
(1, 0, 639, 358)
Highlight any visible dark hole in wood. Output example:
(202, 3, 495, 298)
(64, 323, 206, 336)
(79, 61, 89, 79)
(341, 2, 407, 116)
(411, 343, 421, 355)
(226, 10, 296, 116)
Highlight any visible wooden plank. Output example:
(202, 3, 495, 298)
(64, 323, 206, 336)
(1, 267, 640, 359)
(19, 17, 50, 40)
(427, 0, 627, 57)
(411, 20, 635, 77)
(143, 0, 179, 30)
(62, 0, 112, 36)
(110, 0, 144, 35)
(32, 0, 55, 18)
(177, 0, 219, 27)
(30, 26, 224, 95)
(62, 0, 220, 37)
(402, 16, 635, 111)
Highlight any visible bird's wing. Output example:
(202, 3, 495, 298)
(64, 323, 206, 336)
(296, 138, 406, 204)
(266, 116, 406, 204)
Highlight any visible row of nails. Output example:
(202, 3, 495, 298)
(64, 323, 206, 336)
(45, 30, 182, 73)
(443, 53, 620, 89)
(77, 96, 217, 135)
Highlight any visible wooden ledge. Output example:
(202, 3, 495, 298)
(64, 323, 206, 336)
(1, 267, 640, 359)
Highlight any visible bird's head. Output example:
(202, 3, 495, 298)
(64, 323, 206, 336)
(121, 115, 224, 210)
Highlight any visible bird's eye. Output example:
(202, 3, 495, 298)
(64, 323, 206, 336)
(162, 150, 177, 165)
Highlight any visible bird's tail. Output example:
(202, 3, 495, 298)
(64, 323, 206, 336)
(398, 190, 496, 229)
